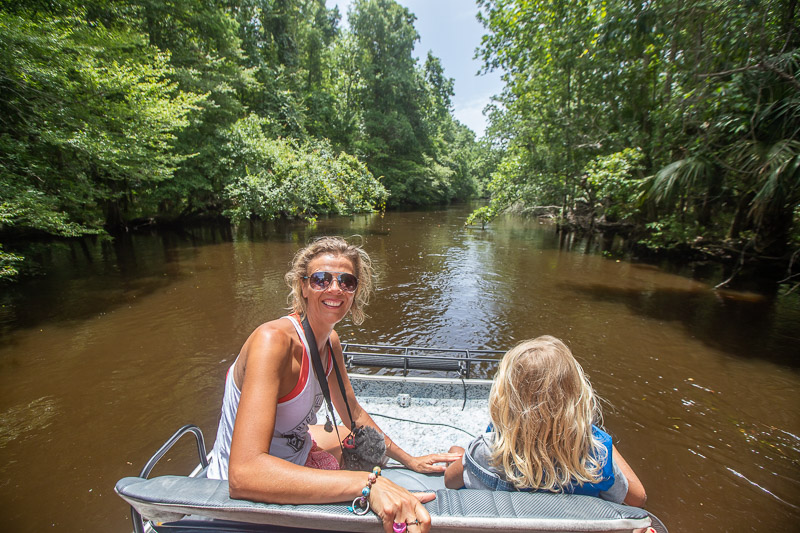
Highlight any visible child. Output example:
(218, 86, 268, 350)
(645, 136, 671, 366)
(445, 336, 647, 507)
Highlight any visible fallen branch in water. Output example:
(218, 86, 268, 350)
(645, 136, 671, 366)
(714, 240, 752, 290)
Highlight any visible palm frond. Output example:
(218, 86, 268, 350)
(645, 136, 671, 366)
(751, 139, 800, 221)
(641, 156, 714, 206)
(758, 94, 800, 139)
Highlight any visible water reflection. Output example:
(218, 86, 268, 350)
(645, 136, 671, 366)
(568, 282, 798, 367)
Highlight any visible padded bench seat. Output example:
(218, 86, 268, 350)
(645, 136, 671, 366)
(116, 467, 658, 533)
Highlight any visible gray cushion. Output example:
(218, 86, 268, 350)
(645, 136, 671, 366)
(383, 467, 447, 491)
(115, 472, 654, 532)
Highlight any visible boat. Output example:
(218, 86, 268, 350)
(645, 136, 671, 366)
(115, 344, 669, 533)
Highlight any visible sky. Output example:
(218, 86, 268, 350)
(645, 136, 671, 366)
(326, 0, 505, 138)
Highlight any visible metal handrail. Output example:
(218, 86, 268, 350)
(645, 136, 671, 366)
(342, 342, 504, 356)
(132, 424, 208, 533)
(342, 343, 504, 379)
(138, 424, 208, 478)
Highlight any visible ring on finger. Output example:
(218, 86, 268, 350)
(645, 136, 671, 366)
(392, 518, 422, 532)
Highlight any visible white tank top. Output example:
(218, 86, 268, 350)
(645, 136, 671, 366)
(206, 315, 332, 480)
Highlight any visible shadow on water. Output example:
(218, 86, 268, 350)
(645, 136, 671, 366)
(566, 280, 800, 368)
(0, 212, 394, 340)
(0, 223, 236, 338)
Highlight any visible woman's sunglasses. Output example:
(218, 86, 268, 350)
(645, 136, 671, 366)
(303, 271, 359, 293)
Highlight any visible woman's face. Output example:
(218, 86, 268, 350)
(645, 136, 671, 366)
(302, 253, 357, 326)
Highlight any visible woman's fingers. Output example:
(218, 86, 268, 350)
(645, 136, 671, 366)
(371, 479, 434, 533)
(414, 498, 432, 533)
(389, 504, 431, 533)
(411, 452, 463, 473)
(429, 452, 463, 463)
(413, 491, 436, 504)
(375, 492, 399, 533)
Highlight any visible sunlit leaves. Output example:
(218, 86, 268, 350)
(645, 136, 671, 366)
(476, 0, 799, 257)
(0, 8, 203, 221)
(0, 0, 486, 280)
(220, 115, 388, 222)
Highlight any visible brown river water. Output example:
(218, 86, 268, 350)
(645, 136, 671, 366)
(0, 205, 798, 532)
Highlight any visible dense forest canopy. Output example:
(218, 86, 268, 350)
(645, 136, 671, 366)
(0, 0, 496, 279)
(473, 0, 799, 278)
(1, 0, 798, 284)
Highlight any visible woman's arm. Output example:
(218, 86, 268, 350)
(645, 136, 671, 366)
(612, 445, 647, 507)
(226, 325, 436, 533)
(228, 326, 362, 503)
(328, 332, 461, 474)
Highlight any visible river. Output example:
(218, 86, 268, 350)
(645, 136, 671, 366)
(0, 205, 798, 532)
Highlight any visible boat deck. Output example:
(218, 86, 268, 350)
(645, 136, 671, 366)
(115, 350, 668, 533)
(345, 375, 493, 458)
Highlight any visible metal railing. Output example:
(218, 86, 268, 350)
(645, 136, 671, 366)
(132, 424, 208, 533)
(342, 343, 504, 379)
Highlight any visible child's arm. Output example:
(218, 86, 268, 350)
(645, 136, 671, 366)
(444, 446, 466, 489)
(613, 445, 647, 507)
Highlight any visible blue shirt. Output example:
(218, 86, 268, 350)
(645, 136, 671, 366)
(463, 425, 628, 501)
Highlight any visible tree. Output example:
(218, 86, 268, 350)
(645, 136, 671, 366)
(475, 0, 799, 263)
(220, 115, 388, 222)
(0, 5, 202, 245)
(349, 0, 431, 204)
(132, 0, 256, 220)
(0, 0, 484, 280)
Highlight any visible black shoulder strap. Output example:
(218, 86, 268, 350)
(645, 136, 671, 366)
(301, 317, 356, 433)
(329, 343, 356, 432)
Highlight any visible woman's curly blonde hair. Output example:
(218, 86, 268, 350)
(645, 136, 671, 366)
(284, 236, 374, 325)
(489, 336, 606, 491)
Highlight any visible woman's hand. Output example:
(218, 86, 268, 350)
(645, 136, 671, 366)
(405, 452, 463, 474)
(369, 477, 435, 533)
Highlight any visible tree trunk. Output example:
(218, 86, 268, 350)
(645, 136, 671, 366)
(727, 191, 755, 239)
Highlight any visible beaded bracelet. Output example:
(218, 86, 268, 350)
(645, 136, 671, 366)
(347, 466, 382, 515)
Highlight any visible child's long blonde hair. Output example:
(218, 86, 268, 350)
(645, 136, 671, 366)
(489, 335, 606, 491)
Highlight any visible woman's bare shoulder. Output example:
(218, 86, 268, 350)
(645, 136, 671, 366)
(253, 317, 296, 341)
(236, 318, 299, 381)
(329, 329, 342, 349)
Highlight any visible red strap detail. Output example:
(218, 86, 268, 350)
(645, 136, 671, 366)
(325, 341, 333, 377)
(278, 343, 309, 403)
(277, 315, 333, 403)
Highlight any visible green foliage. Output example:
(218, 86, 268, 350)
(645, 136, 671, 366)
(475, 0, 800, 258)
(347, 0, 475, 206)
(220, 115, 388, 222)
(0, 188, 101, 239)
(0, 8, 203, 216)
(583, 148, 645, 222)
(638, 215, 705, 251)
(465, 205, 497, 229)
(0, 245, 23, 282)
(0, 0, 485, 279)
(0, 5, 204, 278)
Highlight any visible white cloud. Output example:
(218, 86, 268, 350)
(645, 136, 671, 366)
(454, 95, 492, 138)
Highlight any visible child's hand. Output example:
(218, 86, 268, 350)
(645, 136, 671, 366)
(444, 446, 465, 488)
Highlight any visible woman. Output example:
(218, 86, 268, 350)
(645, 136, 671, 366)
(207, 236, 459, 533)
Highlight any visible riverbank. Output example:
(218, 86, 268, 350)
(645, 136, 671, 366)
(505, 202, 799, 292)
(4, 204, 798, 296)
